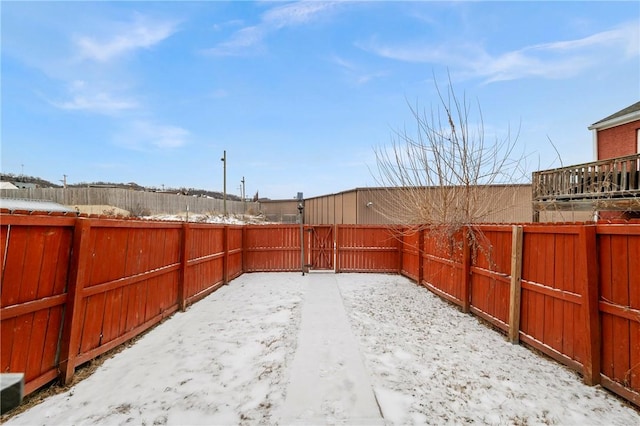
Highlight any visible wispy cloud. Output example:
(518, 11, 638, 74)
(529, 22, 638, 55)
(362, 21, 639, 83)
(207, 1, 340, 56)
(212, 19, 244, 32)
(360, 39, 470, 65)
(330, 55, 387, 85)
(51, 80, 138, 114)
(208, 25, 266, 56)
(262, 1, 337, 28)
(114, 120, 190, 151)
(74, 14, 179, 62)
(477, 21, 639, 83)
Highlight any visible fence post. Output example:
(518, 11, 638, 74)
(508, 225, 524, 343)
(397, 227, 403, 275)
(579, 224, 601, 386)
(58, 217, 91, 385)
(418, 228, 424, 286)
(461, 227, 472, 313)
(178, 222, 189, 311)
(223, 225, 229, 284)
(241, 226, 246, 273)
(334, 225, 340, 273)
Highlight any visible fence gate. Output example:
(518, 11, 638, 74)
(307, 226, 334, 270)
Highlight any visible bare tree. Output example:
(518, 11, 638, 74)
(372, 78, 529, 250)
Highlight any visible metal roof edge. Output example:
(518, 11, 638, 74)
(588, 102, 640, 131)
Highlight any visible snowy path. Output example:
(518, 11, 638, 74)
(279, 273, 383, 424)
(4, 273, 640, 425)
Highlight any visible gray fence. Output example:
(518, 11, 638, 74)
(0, 188, 257, 216)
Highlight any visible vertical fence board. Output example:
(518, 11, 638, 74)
(509, 226, 524, 343)
(41, 306, 63, 374)
(10, 315, 32, 374)
(0, 317, 15, 373)
(599, 232, 615, 381)
(19, 227, 45, 303)
(178, 223, 189, 311)
(25, 311, 49, 381)
(59, 218, 92, 384)
(80, 294, 106, 354)
(0, 223, 8, 283)
(559, 233, 576, 359)
(579, 225, 600, 386)
(101, 288, 118, 345)
(461, 228, 471, 313)
(3, 226, 28, 306)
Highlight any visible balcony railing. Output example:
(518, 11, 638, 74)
(532, 153, 640, 213)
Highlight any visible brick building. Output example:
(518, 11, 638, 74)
(587, 101, 640, 220)
(589, 101, 640, 160)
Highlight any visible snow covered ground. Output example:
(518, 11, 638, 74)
(142, 213, 274, 225)
(5, 273, 639, 425)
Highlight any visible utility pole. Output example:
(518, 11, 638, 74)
(221, 150, 227, 216)
(297, 192, 304, 275)
(241, 176, 246, 216)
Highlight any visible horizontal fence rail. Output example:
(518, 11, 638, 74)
(1, 213, 638, 408)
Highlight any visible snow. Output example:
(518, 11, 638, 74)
(142, 213, 274, 225)
(336, 274, 639, 425)
(5, 273, 639, 425)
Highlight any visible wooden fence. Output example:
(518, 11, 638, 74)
(243, 225, 303, 272)
(335, 226, 401, 272)
(1, 212, 638, 407)
(1, 213, 241, 395)
(399, 223, 640, 407)
(0, 187, 255, 216)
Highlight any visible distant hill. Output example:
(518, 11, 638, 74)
(0, 173, 241, 201)
(1, 173, 62, 188)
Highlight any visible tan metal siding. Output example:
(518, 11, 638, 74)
(260, 200, 299, 223)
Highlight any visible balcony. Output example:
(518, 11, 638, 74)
(532, 153, 640, 219)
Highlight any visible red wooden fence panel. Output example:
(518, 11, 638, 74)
(400, 229, 421, 282)
(73, 219, 182, 367)
(184, 224, 225, 304)
(597, 224, 640, 405)
(469, 225, 513, 331)
(0, 214, 75, 394)
(519, 224, 585, 373)
(336, 226, 400, 273)
(227, 226, 244, 281)
(421, 228, 465, 306)
(243, 225, 301, 272)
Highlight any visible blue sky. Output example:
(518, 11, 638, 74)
(2, 1, 638, 199)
